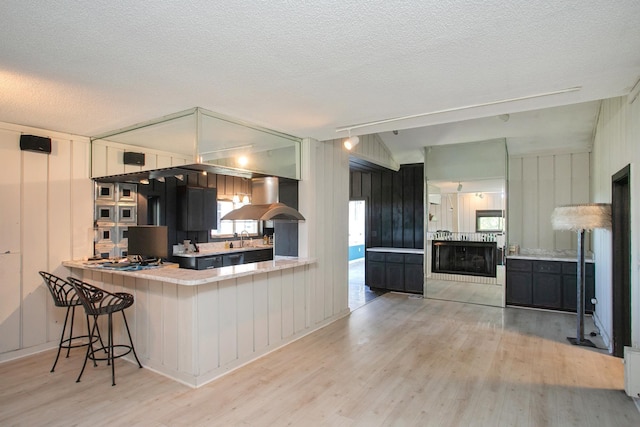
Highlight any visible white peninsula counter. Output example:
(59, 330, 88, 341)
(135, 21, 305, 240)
(63, 256, 323, 388)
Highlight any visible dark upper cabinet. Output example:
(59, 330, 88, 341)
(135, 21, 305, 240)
(177, 186, 217, 231)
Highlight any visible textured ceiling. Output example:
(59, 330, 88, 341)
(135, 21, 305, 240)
(1, 1, 639, 164)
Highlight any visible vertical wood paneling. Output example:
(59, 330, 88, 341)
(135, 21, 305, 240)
(107, 146, 125, 175)
(92, 143, 108, 178)
(538, 156, 555, 249)
(310, 141, 325, 325)
(268, 272, 282, 344)
(157, 155, 172, 169)
(134, 279, 152, 359)
(147, 281, 163, 363)
(508, 157, 523, 247)
(571, 152, 590, 203)
(591, 95, 640, 350)
(336, 139, 349, 313)
(21, 150, 48, 348)
(162, 282, 179, 370)
(197, 282, 219, 373)
(253, 273, 269, 352)
(236, 275, 254, 359)
(0, 253, 21, 353)
(177, 284, 195, 374)
(554, 154, 573, 249)
(293, 267, 306, 333)
(521, 157, 539, 248)
(281, 269, 294, 339)
(71, 139, 92, 260)
(0, 129, 22, 353)
(218, 281, 238, 366)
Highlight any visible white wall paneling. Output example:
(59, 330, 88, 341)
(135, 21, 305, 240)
(90, 139, 192, 178)
(508, 152, 591, 251)
(591, 95, 640, 351)
(348, 133, 399, 171)
(0, 122, 92, 362)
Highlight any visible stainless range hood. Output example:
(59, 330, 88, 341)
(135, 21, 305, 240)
(221, 177, 305, 222)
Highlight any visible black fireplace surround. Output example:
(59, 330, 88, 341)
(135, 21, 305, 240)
(432, 240, 497, 277)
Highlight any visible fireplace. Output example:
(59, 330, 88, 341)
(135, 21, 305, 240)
(432, 240, 497, 277)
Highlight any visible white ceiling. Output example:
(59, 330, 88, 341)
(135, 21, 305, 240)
(1, 1, 639, 164)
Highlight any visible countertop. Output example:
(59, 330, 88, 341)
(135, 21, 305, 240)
(63, 256, 315, 286)
(506, 249, 594, 263)
(367, 247, 424, 254)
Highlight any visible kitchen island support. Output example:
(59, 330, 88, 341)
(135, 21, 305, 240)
(64, 259, 342, 388)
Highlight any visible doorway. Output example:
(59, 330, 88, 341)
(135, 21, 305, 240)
(348, 200, 371, 310)
(612, 165, 631, 357)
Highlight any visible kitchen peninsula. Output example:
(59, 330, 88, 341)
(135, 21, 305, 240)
(64, 255, 318, 388)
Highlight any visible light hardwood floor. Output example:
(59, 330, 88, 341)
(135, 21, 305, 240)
(1, 293, 638, 426)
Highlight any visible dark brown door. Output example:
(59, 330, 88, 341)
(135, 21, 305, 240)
(612, 165, 631, 357)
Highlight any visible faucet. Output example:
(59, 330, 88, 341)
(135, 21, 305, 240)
(240, 230, 250, 247)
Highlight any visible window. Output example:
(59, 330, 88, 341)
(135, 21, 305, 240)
(211, 200, 258, 237)
(476, 210, 504, 232)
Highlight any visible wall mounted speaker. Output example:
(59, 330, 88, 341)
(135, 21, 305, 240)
(20, 135, 51, 154)
(123, 151, 145, 166)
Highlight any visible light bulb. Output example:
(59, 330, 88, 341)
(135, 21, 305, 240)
(344, 136, 359, 150)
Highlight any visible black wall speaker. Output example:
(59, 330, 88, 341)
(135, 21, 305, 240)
(123, 151, 145, 166)
(20, 135, 51, 154)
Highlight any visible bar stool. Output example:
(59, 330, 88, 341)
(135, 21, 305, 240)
(67, 277, 142, 386)
(38, 271, 104, 372)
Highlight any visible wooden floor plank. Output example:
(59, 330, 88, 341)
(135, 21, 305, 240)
(0, 294, 638, 426)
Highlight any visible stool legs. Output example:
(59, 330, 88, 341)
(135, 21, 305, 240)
(77, 309, 142, 386)
(51, 305, 73, 372)
(51, 305, 105, 373)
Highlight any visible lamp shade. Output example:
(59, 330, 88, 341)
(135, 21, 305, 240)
(551, 203, 612, 231)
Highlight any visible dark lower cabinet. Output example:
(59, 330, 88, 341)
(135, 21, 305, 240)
(506, 258, 595, 313)
(506, 271, 533, 305)
(385, 253, 405, 292)
(367, 261, 386, 289)
(175, 247, 272, 270)
(176, 255, 223, 270)
(223, 253, 244, 266)
(506, 258, 533, 305)
(366, 251, 423, 294)
(243, 248, 273, 263)
(532, 273, 562, 309)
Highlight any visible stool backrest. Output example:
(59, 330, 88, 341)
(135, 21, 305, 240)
(38, 271, 80, 307)
(66, 277, 105, 316)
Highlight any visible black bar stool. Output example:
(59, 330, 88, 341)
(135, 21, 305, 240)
(67, 277, 143, 386)
(38, 271, 104, 372)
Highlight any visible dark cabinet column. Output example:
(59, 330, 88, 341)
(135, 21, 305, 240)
(177, 187, 217, 231)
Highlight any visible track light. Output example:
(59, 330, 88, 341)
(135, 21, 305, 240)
(343, 130, 360, 150)
(457, 182, 463, 192)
